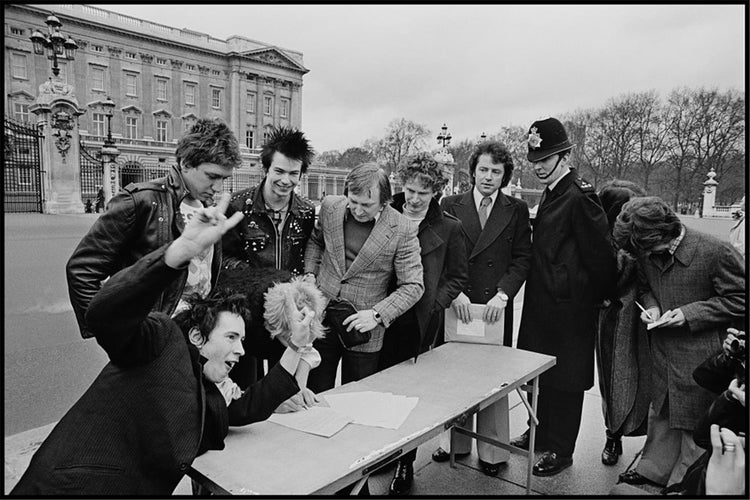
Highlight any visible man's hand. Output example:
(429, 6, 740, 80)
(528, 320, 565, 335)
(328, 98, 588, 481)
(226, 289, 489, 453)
(727, 378, 745, 407)
(274, 392, 309, 413)
(165, 192, 244, 268)
(451, 292, 472, 324)
(640, 306, 661, 325)
(658, 308, 685, 328)
(343, 309, 378, 333)
(483, 294, 507, 324)
(288, 304, 315, 348)
(705, 424, 746, 495)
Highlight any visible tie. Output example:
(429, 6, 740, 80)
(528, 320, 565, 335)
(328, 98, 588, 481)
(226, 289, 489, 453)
(479, 196, 491, 229)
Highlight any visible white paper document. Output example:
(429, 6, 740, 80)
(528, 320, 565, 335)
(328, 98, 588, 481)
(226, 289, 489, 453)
(268, 406, 353, 438)
(323, 391, 419, 429)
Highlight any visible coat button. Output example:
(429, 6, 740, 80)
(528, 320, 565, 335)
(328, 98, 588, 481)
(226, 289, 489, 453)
(468, 259, 474, 266)
(158, 216, 164, 222)
(484, 288, 490, 295)
(180, 463, 188, 471)
(487, 260, 494, 267)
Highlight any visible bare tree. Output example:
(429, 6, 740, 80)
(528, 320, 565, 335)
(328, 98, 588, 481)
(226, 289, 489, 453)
(363, 118, 431, 175)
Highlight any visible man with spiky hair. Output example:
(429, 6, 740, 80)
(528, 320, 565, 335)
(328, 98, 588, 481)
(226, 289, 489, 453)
(67, 118, 242, 339)
(221, 125, 317, 389)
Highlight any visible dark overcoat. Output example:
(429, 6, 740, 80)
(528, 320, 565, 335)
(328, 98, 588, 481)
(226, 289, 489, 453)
(380, 193, 468, 364)
(518, 172, 616, 391)
(638, 227, 745, 430)
(440, 189, 532, 345)
(12, 245, 298, 496)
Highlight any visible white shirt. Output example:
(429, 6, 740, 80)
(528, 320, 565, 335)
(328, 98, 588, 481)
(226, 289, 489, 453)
(547, 167, 572, 193)
(472, 186, 499, 213)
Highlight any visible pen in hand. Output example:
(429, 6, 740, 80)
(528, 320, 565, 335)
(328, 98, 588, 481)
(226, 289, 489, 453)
(634, 301, 654, 321)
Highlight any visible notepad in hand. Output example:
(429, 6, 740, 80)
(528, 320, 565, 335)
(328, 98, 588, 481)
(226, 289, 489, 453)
(646, 315, 671, 330)
(444, 304, 503, 345)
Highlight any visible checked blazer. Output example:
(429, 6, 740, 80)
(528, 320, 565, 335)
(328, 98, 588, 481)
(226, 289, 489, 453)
(304, 195, 424, 353)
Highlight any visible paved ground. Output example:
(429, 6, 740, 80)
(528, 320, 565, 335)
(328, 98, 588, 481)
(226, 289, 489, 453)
(3, 212, 740, 495)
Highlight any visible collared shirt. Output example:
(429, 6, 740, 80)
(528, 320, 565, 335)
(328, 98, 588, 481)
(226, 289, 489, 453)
(668, 224, 686, 255)
(547, 168, 572, 193)
(472, 186, 498, 213)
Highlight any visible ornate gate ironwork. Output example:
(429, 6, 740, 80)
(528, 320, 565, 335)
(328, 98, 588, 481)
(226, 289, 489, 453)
(4, 116, 43, 213)
(79, 140, 104, 211)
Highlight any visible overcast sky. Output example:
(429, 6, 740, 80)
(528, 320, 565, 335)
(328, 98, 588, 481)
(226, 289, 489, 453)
(94, 4, 745, 154)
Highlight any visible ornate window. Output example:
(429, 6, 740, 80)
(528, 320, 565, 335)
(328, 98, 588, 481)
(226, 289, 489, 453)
(125, 116, 138, 139)
(125, 73, 138, 96)
(245, 128, 255, 149)
(247, 92, 256, 113)
(156, 78, 168, 101)
(13, 102, 31, 123)
(212, 88, 222, 109)
(92, 113, 106, 137)
(185, 83, 196, 105)
(280, 97, 290, 118)
(91, 67, 105, 91)
(155, 119, 168, 142)
(263, 95, 273, 115)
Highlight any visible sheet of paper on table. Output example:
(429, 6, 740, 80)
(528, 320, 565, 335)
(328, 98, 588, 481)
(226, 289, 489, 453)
(444, 304, 503, 345)
(268, 406, 353, 438)
(323, 391, 419, 429)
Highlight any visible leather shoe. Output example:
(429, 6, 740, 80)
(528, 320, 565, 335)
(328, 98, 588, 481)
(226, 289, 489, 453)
(431, 447, 469, 463)
(532, 451, 573, 477)
(388, 460, 413, 496)
(510, 429, 544, 451)
(601, 436, 623, 466)
(618, 470, 655, 485)
(479, 459, 502, 477)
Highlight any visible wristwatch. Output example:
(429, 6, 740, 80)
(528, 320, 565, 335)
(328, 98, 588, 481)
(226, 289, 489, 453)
(496, 290, 509, 301)
(372, 309, 383, 324)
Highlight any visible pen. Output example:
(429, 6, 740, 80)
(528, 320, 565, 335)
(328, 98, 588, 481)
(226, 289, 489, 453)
(634, 301, 654, 321)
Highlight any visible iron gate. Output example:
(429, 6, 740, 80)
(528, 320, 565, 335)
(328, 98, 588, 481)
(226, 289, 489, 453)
(79, 141, 104, 211)
(4, 116, 43, 213)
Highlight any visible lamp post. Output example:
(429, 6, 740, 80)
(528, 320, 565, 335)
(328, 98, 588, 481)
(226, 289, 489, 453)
(99, 96, 120, 207)
(436, 123, 452, 149)
(29, 13, 78, 78)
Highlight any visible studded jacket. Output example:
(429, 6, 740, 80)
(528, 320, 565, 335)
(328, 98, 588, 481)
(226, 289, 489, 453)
(222, 180, 316, 276)
(66, 165, 222, 338)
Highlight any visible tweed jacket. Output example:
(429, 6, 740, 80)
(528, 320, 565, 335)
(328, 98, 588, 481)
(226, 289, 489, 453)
(304, 195, 424, 353)
(222, 180, 316, 276)
(638, 227, 745, 430)
(66, 165, 222, 338)
(518, 171, 617, 391)
(12, 245, 298, 496)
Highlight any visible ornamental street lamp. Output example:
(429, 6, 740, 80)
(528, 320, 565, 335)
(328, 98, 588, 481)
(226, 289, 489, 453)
(29, 13, 78, 78)
(99, 97, 120, 205)
(436, 123, 452, 149)
(101, 96, 116, 148)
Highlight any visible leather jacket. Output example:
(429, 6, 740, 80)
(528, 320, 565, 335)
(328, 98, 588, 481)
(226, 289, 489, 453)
(222, 180, 315, 276)
(66, 165, 222, 338)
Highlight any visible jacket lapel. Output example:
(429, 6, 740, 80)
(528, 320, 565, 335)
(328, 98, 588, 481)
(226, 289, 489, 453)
(454, 192, 481, 247)
(471, 193, 513, 259)
(342, 205, 397, 280)
(537, 172, 574, 217)
(327, 198, 348, 277)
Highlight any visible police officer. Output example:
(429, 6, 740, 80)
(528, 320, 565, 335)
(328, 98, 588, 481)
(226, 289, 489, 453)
(512, 117, 617, 476)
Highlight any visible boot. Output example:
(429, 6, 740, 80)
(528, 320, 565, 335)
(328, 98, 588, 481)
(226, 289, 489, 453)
(601, 435, 623, 465)
(388, 460, 413, 496)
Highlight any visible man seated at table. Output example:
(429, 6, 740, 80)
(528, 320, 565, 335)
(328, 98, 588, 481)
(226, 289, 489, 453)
(10, 194, 316, 496)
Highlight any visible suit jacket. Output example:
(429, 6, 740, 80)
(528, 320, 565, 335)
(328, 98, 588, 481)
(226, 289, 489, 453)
(518, 171, 617, 391)
(12, 245, 298, 496)
(638, 227, 745, 430)
(440, 189, 532, 346)
(304, 195, 424, 353)
(381, 193, 468, 363)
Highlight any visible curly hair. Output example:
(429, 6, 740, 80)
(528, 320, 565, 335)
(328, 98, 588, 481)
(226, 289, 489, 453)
(598, 179, 647, 232)
(175, 118, 242, 170)
(468, 141, 514, 188)
(396, 152, 450, 194)
(172, 288, 250, 343)
(612, 196, 682, 253)
(260, 126, 315, 174)
(263, 277, 326, 341)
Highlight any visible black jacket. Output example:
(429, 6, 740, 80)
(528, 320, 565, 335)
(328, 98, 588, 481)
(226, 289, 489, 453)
(66, 165, 222, 338)
(222, 180, 316, 276)
(13, 245, 298, 496)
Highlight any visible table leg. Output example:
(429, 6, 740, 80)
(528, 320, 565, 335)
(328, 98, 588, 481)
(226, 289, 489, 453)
(527, 375, 540, 494)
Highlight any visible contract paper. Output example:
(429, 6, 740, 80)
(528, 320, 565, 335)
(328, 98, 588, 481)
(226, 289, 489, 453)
(323, 391, 419, 429)
(268, 406, 352, 438)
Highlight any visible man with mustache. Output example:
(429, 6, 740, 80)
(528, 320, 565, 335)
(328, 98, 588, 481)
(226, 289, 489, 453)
(432, 141, 532, 477)
(221, 126, 317, 390)
(513, 117, 616, 477)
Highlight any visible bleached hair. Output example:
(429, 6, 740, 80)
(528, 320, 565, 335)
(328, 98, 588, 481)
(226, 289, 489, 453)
(263, 277, 327, 340)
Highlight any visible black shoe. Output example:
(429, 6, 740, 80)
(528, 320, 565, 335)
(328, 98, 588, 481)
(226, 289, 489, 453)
(532, 451, 573, 477)
(618, 470, 656, 485)
(431, 447, 469, 463)
(479, 459, 503, 477)
(601, 436, 623, 466)
(510, 429, 544, 451)
(388, 461, 413, 496)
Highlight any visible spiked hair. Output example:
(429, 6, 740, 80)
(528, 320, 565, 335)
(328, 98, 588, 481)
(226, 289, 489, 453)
(260, 126, 315, 173)
(172, 288, 250, 343)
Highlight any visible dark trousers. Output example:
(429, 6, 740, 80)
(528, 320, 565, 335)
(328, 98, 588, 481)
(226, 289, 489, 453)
(533, 385, 585, 457)
(307, 333, 380, 393)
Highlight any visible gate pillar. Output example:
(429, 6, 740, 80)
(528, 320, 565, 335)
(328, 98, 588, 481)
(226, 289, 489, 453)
(30, 78, 86, 214)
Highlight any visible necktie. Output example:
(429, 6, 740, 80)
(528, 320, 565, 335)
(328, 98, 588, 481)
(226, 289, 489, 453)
(479, 196, 491, 229)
